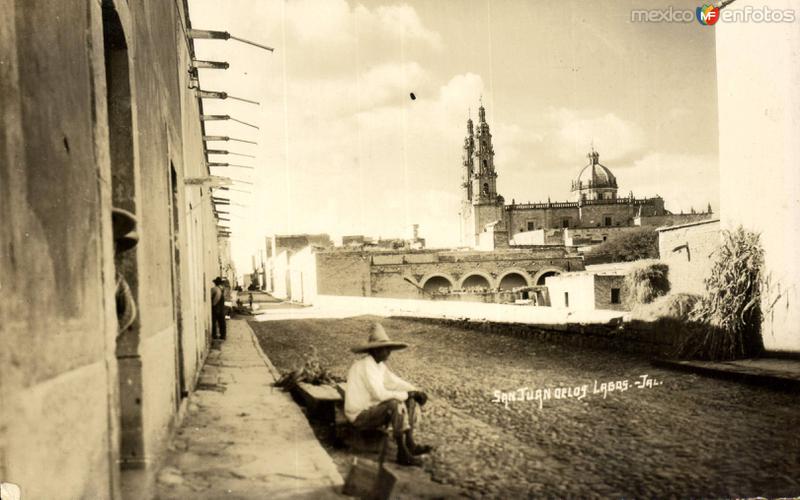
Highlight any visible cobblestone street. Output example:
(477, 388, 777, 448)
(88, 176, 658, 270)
(252, 315, 800, 498)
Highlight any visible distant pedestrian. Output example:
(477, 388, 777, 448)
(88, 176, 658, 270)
(211, 277, 227, 340)
(248, 292, 253, 309)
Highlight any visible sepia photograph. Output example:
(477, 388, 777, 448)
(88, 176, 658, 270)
(1, 0, 798, 498)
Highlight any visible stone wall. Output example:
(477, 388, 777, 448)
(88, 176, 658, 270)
(316, 251, 373, 297)
(637, 212, 712, 229)
(564, 226, 642, 245)
(657, 220, 721, 295)
(505, 198, 666, 235)
(506, 205, 578, 233)
(0, 1, 220, 497)
(291, 248, 584, 304)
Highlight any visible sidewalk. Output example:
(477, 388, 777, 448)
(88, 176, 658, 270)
(154, 320, 344, 499)
(653, 356, 800, 392)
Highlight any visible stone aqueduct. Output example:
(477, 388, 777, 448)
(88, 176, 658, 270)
(313, 248, 585, 300)
(414, 267, 565, 295)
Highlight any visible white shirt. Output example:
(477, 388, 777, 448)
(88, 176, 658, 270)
(344, 355, 417, 422)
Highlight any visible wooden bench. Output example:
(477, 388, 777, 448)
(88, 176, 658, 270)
(293, 381, 342, 421)
(292, 381, 388, 452)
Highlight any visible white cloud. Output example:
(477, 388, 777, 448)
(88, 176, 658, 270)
(285, 0, 354, 45)
(252, 72, 492, 248)
(282, 0, 442, 51)
(619, 153, 719, 213)
(370, 4, 443, 50)
(547, 108, 645, 162)
(359, 62, 429, 109)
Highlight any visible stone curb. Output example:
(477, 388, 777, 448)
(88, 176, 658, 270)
(242, 320, 282, 381)
(652, 358, 800, 393)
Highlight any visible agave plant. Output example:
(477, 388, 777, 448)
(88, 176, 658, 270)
(274, 346, 343, 390)
(679, 227, 765, 360)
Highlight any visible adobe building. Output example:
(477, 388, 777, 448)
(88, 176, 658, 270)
(459, 103, 712, 249)
(1, 1, 231, 498)
(545, 270, 628, 312)
(656, 219, 721, 296)
(715, 0, 799, 353)
(265, 233, 334, 295)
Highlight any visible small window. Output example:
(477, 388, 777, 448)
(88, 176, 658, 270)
(611, 288, 621, 304)
(604, 216, 612, 226)
(562, 218, 570, 228)
(527, 221, 535, 231)
(602, 236, 608, 242)
(564, 292, 569, 307)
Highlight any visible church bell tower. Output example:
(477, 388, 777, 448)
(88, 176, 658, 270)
(459, 101, 505, 248)
(471, 103, 499, 204)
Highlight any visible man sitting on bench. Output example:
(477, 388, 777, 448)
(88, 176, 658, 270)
(344, 322, 432, 466)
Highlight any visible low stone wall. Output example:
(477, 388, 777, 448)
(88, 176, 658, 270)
(313, 294, 676, 356)
(314, 294, 626, 325)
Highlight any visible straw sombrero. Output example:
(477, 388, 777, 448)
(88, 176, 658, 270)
(351, 323, 408, 354)
(112, 208, 139, 252)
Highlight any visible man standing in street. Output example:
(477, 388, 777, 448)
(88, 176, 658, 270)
(211, 277, 227, 340)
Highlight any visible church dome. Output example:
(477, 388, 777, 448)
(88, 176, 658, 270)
(572, 150, 617, 191)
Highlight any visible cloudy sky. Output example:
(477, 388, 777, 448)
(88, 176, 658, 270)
(188, 0, 719, 272)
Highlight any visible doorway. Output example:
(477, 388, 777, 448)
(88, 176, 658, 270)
(102, 0, 145, 469)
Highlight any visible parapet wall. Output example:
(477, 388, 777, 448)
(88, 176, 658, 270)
(314, 294, 625, 325)
(313, 295, 672, 356)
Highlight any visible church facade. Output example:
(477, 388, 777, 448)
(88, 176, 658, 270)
(459, 103, 712, 249)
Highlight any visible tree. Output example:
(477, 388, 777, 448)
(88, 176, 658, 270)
(583, 228, 659, 264)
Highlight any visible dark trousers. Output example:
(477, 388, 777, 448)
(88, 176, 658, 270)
(353, 398, 419, 437)
(212, 308, 226, 339)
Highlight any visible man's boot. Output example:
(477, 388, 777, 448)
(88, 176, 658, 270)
(395, 434, 423, 466)
(405, 430, 433, 455)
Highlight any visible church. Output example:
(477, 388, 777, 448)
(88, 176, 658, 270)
(459, 103, 712, 249)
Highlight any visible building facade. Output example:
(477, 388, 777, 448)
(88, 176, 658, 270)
(459, 104, 712, 249)
(0, 1, 229, 498)
(715, 0, 799, 353)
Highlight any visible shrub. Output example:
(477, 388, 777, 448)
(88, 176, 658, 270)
(625, 261, 670, 305)
(630, 292, 702, 322)
(677, 227, 765, 360)
(584, 228, 659, 264)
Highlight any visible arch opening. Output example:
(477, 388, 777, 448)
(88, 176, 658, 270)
(423, 276, 453, 295)
(537, 270, 560, 286)
(461, 274, 491, 290)
(498, 272, 527, 291)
